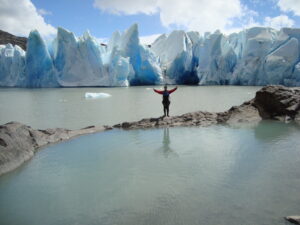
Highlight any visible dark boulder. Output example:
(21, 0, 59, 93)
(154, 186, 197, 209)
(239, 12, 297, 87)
(254, 85, 300, 120)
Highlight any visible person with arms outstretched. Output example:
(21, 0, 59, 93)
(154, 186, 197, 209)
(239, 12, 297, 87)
(153, 85, 178, 117)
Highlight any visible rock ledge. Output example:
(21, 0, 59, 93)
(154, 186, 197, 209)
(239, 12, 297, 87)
(114, 85, 300, 129)
(0, 122, 110, 176)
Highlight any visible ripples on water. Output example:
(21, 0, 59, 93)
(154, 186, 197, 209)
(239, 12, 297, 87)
(0, 121, 300, 225)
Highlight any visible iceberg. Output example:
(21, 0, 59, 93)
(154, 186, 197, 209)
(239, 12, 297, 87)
(85, 92, 111, 99)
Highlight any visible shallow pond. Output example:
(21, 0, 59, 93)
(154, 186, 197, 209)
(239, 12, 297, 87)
(0, 121, 299, 225)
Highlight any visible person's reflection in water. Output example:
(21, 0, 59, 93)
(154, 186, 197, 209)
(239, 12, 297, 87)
(158, 127, 178, 158)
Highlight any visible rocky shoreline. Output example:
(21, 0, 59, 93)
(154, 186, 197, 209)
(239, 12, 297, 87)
(0, 85, 299, 177)
(114, 85, 300, 129)
(0, 123, 110, 176)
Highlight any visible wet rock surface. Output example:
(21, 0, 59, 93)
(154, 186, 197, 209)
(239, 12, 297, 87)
(0, 30, 27, 50)
(0, 85, 300, 176)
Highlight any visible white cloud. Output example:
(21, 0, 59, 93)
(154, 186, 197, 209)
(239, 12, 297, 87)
(94, 0, 158, 15)
(223, 18, 260, 34)
(93, 0, 247, 33)
(222, 5, 261, 34)
(38, 8, 52, 16)
(226, 14, 294, 34)
(160, 0, 243, 32)
(278, 0, 300, 16)
(264, 14, 294, 29)
(0, 0, 56, 37)
(140, 34, 161, 44)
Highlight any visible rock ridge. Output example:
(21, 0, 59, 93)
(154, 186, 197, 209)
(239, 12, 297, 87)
(0, 30, 27, 50)
(114, 85, 300, 129)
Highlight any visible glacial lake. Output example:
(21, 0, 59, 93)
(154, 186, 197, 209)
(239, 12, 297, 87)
(0, 86, 300, 225)
(0, 86, 260, 129)
(0, 123, 300, 225)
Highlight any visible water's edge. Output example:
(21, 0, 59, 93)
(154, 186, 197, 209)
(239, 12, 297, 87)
(0, 85, 300, 224)
(0, 124, 110, 176)
(1, 85, 299, 177)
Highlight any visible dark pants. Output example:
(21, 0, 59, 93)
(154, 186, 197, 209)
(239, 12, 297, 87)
(162, 101, 170, 116)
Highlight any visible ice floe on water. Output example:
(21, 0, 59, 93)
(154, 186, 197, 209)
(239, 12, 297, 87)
(85, 92, 111, 99)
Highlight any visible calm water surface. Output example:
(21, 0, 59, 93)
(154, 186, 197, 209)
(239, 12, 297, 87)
(0, 86, 260, 129)
(1, 86, 299, 225)
(0, 122, 300, 225)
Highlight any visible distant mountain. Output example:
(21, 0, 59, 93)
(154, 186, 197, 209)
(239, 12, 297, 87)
(0, 30, 27, 50)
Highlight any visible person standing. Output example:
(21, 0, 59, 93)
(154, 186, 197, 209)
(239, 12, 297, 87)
(153, 85, 178, 117)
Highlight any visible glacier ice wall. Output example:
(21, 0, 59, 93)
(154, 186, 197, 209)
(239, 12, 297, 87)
(1, 24, 300, 87)
(195, 30, 237, 85)
(26, 30, 59, 87)
(152, 30, 198, 84)
(0, 44, 26, 87)
(119, 24, 162, 85)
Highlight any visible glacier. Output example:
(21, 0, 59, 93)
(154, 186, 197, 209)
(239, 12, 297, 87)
(0, 44, 26, 87)
(151, 30, 198, 84)
(26, 30, 59, 87)
(119, 24, 162, 85)
(0, 24, 300, 87)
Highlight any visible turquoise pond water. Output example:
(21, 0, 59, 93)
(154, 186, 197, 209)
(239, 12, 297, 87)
(0, 122, 300, 225)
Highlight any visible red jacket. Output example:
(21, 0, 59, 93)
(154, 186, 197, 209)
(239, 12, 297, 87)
(153, 87, 177, 95)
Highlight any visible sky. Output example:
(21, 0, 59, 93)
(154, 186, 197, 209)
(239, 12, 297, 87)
(0, 0, 300, 44)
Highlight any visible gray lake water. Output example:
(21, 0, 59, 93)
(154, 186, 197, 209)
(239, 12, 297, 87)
(0, 86, 260, 129)
(0, 86, 299, 225)
(0, 123, 300, 225)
